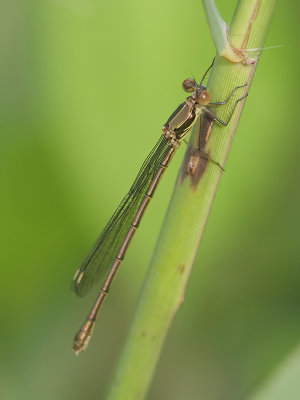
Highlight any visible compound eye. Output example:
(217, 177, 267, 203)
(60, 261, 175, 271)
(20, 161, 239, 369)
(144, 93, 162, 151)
(197, 89, 210, 105)
(182, 78, 197, 93)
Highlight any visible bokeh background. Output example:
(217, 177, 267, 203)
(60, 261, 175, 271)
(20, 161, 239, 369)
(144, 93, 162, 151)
(1, 1, 299, 399)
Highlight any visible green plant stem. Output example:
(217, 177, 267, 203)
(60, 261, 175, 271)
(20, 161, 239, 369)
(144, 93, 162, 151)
(106, 1, 277, 399)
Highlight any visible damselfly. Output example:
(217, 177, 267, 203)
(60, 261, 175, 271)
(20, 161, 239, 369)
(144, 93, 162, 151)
(72, 62, 247, 354)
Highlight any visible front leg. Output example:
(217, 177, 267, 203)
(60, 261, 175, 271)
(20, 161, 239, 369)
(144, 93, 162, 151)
(209, 83, 248, 106)
(203, 93, 248, 126)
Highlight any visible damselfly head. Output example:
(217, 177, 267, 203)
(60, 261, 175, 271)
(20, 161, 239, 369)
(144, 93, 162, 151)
(182, 78, 197, 93)
(182, 79, 210, 105)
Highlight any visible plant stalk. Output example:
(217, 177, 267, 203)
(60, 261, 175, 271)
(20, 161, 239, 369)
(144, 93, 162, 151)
(106, 1, 277, 399)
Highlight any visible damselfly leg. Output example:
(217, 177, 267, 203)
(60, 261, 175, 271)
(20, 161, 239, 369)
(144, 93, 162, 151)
(197, 83, 248, 170)
(205, 83, 248, 126)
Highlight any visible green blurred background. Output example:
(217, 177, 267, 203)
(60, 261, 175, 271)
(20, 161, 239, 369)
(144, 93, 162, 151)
(1, 1, 299, 399)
